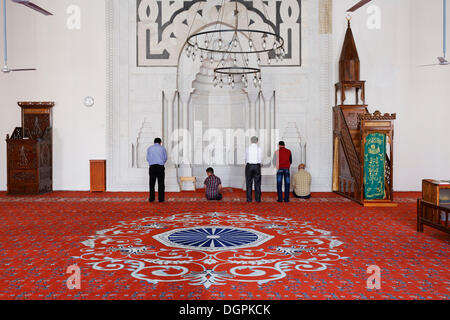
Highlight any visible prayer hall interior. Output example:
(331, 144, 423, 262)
(0, 0, 449, 302)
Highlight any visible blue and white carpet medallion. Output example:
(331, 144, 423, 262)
(154, 226, 273, 251)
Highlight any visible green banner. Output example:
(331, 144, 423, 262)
(364, 133, 386, 200)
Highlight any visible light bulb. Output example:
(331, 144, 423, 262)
(219, 78, 223, 88)
(204, 39, 209, 48)
(249, 39, 253, 49)
(231, 80, 235, 88)
(218, 39, 223, 48)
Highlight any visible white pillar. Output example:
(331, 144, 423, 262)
(173, 92, 180, 166)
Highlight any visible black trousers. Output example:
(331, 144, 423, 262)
(245, 163, 261, 202)
(149, 165, 165, 202)
(293, 190, 311, 199)
(206, 194, 223, 201)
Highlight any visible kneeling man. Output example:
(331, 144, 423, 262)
(293, 164, 312, 199)
(204, 167, 223, 201)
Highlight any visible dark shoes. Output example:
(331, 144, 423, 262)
(149, 199, 164, 203)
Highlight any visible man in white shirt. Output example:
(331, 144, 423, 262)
(245, 136, 263, 202)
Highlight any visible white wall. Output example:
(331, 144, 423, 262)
(333, 0, 450, 191)
(0, 0, 106, 190)
(1, 0, 448, 192)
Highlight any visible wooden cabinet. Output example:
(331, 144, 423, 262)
(90, 160, 106, 192)
(422, 179, 450, 206)
(6, 102, 54, 195)
(418, 180, 450, 234)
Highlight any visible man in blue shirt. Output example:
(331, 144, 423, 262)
(147, 138, 168, 202)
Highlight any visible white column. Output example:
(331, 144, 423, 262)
(173, 92, 180, 166)
(264, 92, 270, 158)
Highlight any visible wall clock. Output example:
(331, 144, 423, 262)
(84, 96, 95, 107)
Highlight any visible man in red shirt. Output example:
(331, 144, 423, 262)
(273, 141, 293, 202)
(204, 167, 223, 201)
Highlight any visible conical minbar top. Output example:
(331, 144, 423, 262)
(339, 20, 360, 82)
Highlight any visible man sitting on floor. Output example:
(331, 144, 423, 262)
(293, 164, 312, 199)
(204, 167, 223, 201)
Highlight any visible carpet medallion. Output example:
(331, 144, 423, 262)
(74, 212, 348, 289)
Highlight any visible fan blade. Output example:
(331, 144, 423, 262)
(438, 57, 448, 64)
(10, 68, 37, 71)
(22, 2, 52, 15)
(417, 64, 441, 67)
(3, 0, 8, 67)
(444, 0, 447, 59)
(347, 0, 372, 12)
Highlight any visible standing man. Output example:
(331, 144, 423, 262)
(147, 138, 167, 203)
(273, 141, 292, 202)
(245, 136, 263, 202)
(293, 164, 312, 199)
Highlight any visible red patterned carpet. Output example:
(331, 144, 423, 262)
(0, 190, 448, 300)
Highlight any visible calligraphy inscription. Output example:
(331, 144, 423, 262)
(364, 133, 386, 200)
(136, 0, 301, 66)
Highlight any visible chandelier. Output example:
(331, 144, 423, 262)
(184, 0, 286, 89)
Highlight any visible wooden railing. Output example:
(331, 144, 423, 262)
(417, 199, 450, 234)
(336, 107, 361, 200)
(385, 155, 392, 200)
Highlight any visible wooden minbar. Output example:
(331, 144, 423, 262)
(332, 20, 397, 207)
(6, 102, 54, 195)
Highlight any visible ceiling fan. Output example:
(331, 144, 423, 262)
(11, 0, 52, 16)
(2, 0, 53, 74)
(347, 0, 372, 12)
(419, 0, 449, 67)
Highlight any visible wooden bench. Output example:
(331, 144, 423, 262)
(180, 177, 197, 191)
(417, 199, 450, 234)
